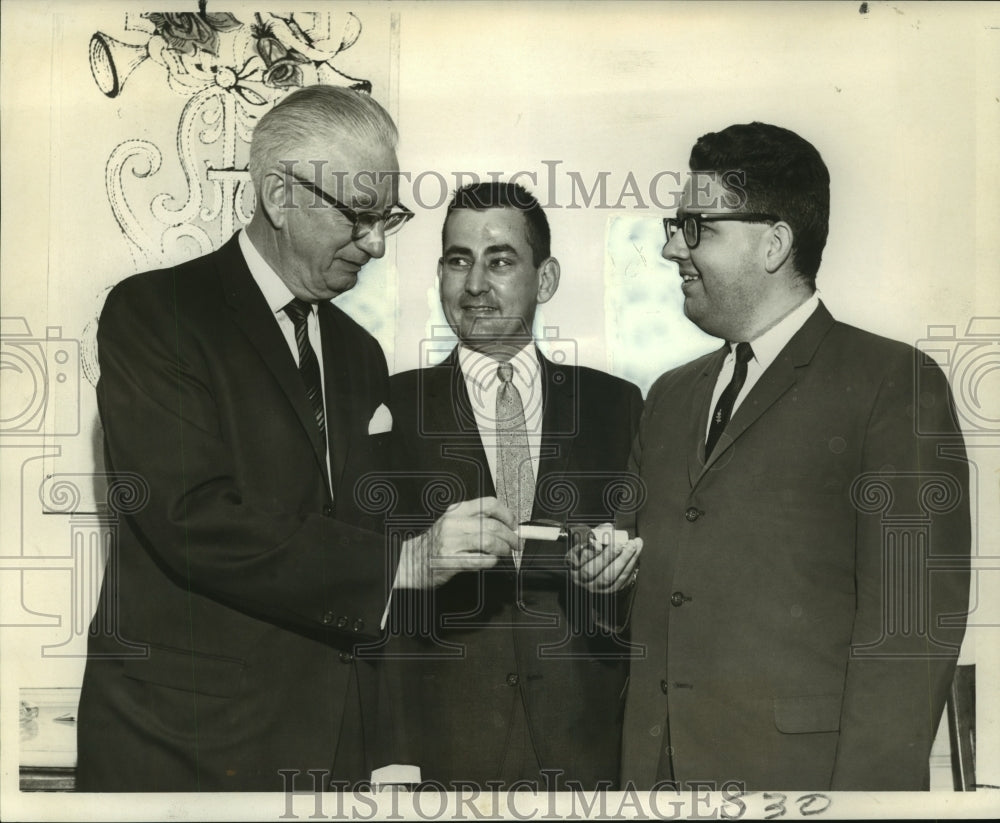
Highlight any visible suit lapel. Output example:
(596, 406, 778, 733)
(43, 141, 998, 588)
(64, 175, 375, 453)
(318, 302, 353, 493)
(687, 346, 727, 487)
(219, 236, 329, 485)
(519, 352, 574, 572)
(534, 352, 576, 507)
(445, 349, 488, 441)
(432, 349, 494, 496)
(692, 302, 837, 484)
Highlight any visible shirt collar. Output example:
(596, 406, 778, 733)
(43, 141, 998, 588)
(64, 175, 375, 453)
(239, 229, 308, 316)
(458, 343, 540, 391)
(738, 293, 820, 369)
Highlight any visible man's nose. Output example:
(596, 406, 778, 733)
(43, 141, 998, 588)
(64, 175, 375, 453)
(464, 261, 489, 294)
(355, 223, 387, 259)
(661, 229, 689, 264)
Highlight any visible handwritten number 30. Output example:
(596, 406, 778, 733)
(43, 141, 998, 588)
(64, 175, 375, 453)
(763, 792, 832, 819)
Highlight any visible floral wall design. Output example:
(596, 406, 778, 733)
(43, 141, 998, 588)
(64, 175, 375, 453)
(89, 9, 372, 272)
(79, 6, 397, 393)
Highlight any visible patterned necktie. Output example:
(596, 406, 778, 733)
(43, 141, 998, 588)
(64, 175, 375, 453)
(282, 298, 326, 444)
(496, 361, 535, 565)
(705, 341, 754, 458)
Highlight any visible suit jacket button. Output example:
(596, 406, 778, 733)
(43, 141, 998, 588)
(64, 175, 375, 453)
(670, 591, 686, 607)
(684, 507, 702, 522)
(660, 679, 670, 694)
(352, 618, 365, 632)
(321, 611, 335, 625)
(336, 616, 349, 629)
(322, 504, 334, 517)
(339, 651, 354, 663)
(506, 673, 519, 687)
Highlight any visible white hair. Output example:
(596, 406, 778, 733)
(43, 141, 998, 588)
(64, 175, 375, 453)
(248, 85, 398, 194)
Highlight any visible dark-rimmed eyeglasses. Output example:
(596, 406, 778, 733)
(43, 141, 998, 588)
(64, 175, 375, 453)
(289, 175, 414, 240)
(663, 212, 779, 249)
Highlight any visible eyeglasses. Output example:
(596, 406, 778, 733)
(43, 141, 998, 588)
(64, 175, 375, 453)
(663, 212, 779, 249)
(289, 175, 414, 240)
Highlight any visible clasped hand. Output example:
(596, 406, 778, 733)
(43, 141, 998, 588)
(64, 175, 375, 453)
(567, 523, 642, 594)
(396, 497, 517, 589)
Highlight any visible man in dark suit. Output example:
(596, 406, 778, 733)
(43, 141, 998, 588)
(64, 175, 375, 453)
(620, 122, 971, 790)
(77, 86, 517, 792)
(384, 182, 644, 790)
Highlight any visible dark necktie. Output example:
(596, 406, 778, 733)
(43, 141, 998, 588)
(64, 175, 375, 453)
(282, 298, 326, 444)
(496, 362, 535, 566)
(705, 341, 754, 458)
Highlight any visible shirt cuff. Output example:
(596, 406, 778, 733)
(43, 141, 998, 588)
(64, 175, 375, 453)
(379, 561, 405, 631)
(371, 764, 421, 788)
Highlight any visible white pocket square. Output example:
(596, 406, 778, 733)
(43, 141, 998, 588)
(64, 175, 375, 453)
(368, 403, 393, 435)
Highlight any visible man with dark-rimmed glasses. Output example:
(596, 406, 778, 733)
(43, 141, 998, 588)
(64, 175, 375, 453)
(620, 121, 970, 790)
(78, 85, 518, 792)
(286, 171, 414, 240)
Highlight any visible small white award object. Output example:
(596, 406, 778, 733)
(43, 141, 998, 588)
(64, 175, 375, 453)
(516, 521, 629, 546)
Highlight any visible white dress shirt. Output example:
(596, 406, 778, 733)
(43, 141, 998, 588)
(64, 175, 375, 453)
(239, 230, 332, 483)
(457, 343, 545, 490)
(705, 293, 821, 440)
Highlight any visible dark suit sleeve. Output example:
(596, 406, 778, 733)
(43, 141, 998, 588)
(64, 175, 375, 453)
(96, 279, 388, 644)
(831, 350, 970, 789)
(619, 373, 664, 535)
(623, 381, 645, 512)
(562, 376, 644, 636)
(597, 381, 644, 631)
(610, 375, 664, 633)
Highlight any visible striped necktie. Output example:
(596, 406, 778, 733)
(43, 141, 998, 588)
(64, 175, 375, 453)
(282, 298, 326, 444)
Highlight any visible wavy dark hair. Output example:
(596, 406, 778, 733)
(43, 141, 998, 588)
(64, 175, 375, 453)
(444, 181, 550, 266)
(690, 122, 829, 286)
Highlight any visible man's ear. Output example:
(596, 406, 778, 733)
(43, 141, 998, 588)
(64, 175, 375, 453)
(763, 221, 794, 274)
(536, 257, 561, 305)
(257, 171, 292, 230)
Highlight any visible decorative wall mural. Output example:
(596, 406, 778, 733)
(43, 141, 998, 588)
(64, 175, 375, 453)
(89, 7, 371, 272)
(78, 5, 385, 393)
(2, 6, 389, 666)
